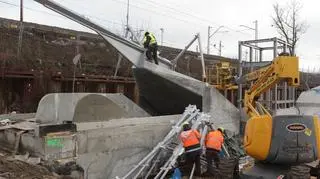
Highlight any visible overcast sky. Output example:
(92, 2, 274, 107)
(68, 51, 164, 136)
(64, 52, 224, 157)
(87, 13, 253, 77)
(1, 0, 319, 71)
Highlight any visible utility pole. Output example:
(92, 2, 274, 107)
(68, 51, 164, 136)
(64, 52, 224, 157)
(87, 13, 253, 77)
(125, 0, 130, 38)
(207, 26, 211, 54)
(160, 28, 164, 46)
(219, 41, 222, 56)
(240, 20, 258, 61)
(17, 0, 24, 60)
(20, 0, 23, 22)
(207, 26, 228, 54)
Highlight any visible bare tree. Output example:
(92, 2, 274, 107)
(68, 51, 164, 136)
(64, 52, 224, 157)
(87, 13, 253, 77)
(272, 0, 308, 55)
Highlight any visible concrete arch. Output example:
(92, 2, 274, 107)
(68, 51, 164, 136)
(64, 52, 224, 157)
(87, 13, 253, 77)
(35, 93, 149, 124)
(73, 94, 128, 123)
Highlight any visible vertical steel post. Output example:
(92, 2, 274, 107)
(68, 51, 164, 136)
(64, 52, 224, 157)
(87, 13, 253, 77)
(254, 20, 258, 62)
(219, 40, 222, 56)
(238, 41, 243, 109)
(249, 47, 253, 72)
(114, 53, 122, 77)
(273, 38, 278, 113)
(197, 33, 206, 82)
(207, 26, 211, 54)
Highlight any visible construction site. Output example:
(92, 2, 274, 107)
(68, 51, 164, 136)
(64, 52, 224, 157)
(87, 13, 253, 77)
(1, 0, 320, 179)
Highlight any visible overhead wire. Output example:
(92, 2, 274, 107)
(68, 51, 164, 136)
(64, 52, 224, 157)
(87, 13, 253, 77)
(109, 0, 251, 36)
(0, 0, 124, 29)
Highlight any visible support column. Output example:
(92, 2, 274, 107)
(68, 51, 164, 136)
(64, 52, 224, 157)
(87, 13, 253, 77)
(50, 81, 62, 93)
(133, 84, 139, 104)
(266, 89, 271, 111)
(116, 84, 125, 94)
(77, 82, 85, 92)
(231, 89, 235, 105)
(274, 85, 278, 113)
(98, 83, 106, 93)
(0, 79, 4, 113)
(284, 82, 287, 108)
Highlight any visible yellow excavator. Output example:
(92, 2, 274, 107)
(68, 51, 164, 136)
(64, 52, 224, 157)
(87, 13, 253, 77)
(242, 54, 320, 178)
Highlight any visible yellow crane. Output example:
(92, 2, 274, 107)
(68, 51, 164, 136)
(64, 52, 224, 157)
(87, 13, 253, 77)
(242, 55, 320, 177)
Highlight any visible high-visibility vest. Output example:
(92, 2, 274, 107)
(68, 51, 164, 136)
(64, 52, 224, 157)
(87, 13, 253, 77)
(143, 33, 157, 45)
(179, 129, 201, 147)
(205, 131, 224, 151)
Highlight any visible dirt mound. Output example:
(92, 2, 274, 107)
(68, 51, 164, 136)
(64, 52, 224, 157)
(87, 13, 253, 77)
(0, 155, 56, 179)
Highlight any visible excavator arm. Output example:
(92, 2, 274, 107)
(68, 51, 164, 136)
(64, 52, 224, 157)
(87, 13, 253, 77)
(244, 56, 300, 118)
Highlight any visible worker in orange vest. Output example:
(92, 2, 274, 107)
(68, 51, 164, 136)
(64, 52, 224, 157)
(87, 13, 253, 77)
(179, 122, 201, 176)
(205, 127, 224, 175)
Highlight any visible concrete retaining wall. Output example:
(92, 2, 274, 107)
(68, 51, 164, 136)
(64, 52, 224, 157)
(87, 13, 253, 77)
(75, 115, 180, 178)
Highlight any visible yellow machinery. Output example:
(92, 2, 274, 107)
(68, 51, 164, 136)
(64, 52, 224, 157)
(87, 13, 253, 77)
(207, 61, 238, 90)
(243, 55, 320, 164)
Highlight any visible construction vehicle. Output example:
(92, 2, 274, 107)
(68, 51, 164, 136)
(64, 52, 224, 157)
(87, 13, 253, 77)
(241, 54, 320, 178)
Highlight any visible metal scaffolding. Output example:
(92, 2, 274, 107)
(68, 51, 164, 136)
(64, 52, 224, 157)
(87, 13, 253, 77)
(238, 37, 296, 115)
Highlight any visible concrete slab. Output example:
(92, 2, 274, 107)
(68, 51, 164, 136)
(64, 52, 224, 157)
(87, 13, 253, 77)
(133, 62, 240, 133)
(203, 86, 240, 134)
(35, 93, 149, 124)
(76, 115, 180, 179)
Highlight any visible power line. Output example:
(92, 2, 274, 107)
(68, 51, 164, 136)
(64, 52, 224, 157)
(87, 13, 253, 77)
(0, 0, 124, 28)
(109, 0, 251, 36)
(133, 0, 221, 26)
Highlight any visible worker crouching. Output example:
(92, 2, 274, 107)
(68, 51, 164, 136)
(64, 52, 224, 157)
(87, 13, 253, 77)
(179, 122, 201, 176)
(143, 31, 158, 65)
(205, 127, 224, 175)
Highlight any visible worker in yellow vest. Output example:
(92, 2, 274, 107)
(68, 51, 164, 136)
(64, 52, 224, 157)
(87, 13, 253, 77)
(143, 31, 158, 65)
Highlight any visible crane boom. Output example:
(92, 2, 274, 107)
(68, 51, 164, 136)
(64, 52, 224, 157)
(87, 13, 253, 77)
(244, 56, 299, 118)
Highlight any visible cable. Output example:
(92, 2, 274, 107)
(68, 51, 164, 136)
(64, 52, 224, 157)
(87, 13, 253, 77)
(108, 0, 208, 29)
(132, 0, 221, 26)
(108, 0, 251, 36)
(0, 0, 123, 28)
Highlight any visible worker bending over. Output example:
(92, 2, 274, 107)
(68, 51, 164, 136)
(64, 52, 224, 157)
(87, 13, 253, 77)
(179, 122, 201, 176)
(143, 31, 158, 65)
(205, 127, 224, 175)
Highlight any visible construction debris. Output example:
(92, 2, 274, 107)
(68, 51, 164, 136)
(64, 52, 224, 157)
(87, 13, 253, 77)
(0, 152, 56, 179)
(120, 105, 243, 179)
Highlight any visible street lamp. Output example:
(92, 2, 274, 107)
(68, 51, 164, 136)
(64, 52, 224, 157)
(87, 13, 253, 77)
(239, 20, 258, 61)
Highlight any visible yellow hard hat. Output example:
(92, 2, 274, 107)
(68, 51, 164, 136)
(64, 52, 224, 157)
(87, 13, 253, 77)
(182, 121, 190, 127)
(217, 127, 224, 132)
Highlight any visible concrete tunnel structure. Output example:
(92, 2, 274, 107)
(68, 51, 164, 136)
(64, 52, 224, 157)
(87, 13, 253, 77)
(34, 93, 182, 178)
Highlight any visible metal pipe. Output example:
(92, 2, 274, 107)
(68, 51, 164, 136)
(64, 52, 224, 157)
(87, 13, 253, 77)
(172, 34, 198, 68)
(241, 44, 262, 50)
(122, 106, 198, 179)
(197, 33, 207, 82)
(249, 47, 253, 73)
(238, 41, 243, 111)
(273, 37, 278, 58)
(114, 53, 122, 77)
(189, 163, 195, 179)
